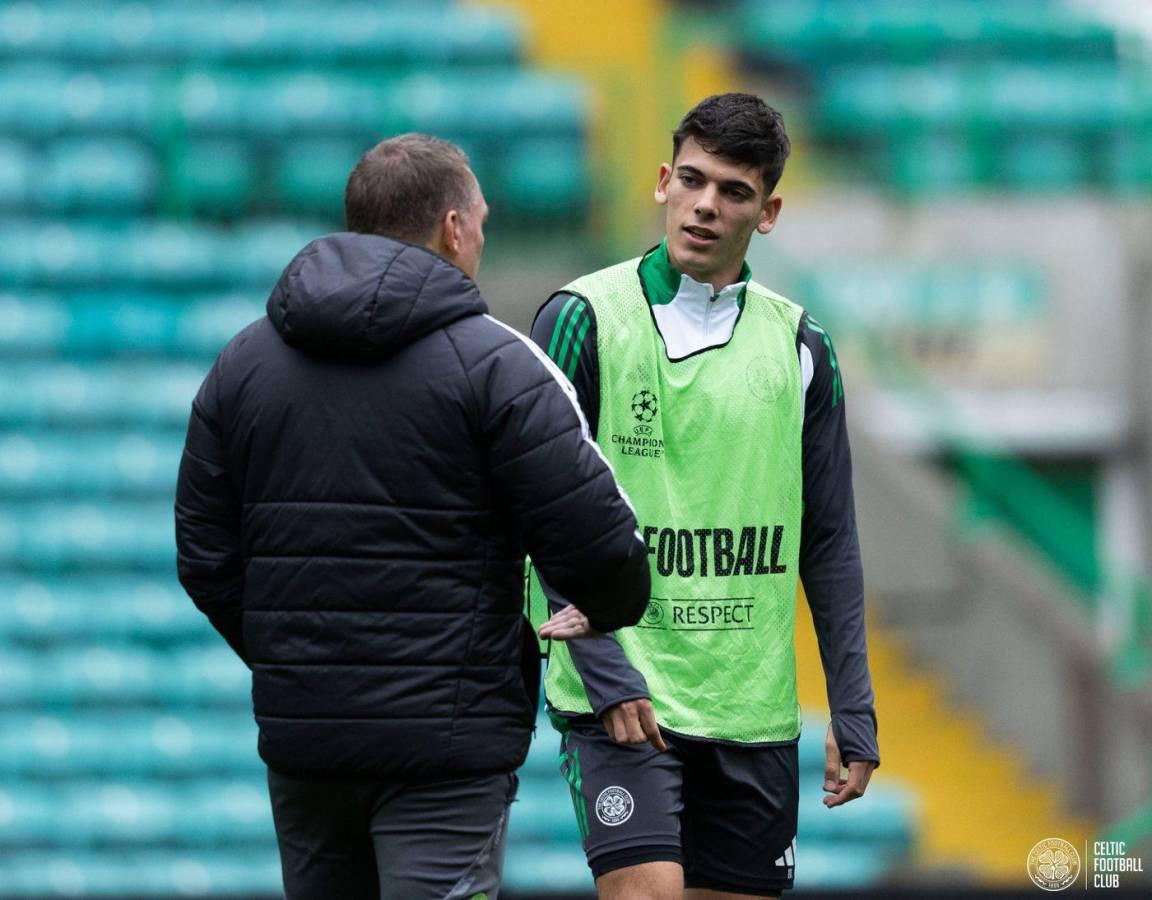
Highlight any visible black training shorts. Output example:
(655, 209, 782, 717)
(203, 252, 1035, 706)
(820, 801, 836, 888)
(558, 722, 798, 895)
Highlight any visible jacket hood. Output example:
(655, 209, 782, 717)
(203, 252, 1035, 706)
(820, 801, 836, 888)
(267, 232, 486, 360)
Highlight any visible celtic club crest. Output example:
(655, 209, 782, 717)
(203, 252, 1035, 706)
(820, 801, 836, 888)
(1026, 838, 1080, 892)
(595, 786, 634, 827)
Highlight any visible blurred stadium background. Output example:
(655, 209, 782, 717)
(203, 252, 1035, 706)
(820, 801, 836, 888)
(1, 0, 1150, 896)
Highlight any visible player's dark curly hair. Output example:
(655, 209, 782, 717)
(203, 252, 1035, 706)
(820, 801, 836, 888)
(672, 93, 791, 193)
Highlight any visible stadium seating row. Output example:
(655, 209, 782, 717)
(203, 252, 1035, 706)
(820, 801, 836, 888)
(0, 292, 263, 356)
(0, 775, 913, 849)
(0, 261, 1040, 355)
(0, 133, 588, 218)
(0, 66, 587, 141)
(740, 0, 1117, 66)
(0, 644, 249, 706)
(0, 851, 284, 897)
(0, 218, 324, 286)
(0, 432, 185, 495)
(0, 841, 897, 896)
(816, 64, 1152, 133)
(0, 576, 205, 642)
(0, 693, 914, 847)
(0, 364, 203, 425)
(0, 3, 519, 66)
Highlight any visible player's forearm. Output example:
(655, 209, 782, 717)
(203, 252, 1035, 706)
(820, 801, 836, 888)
(804, 568, 879, 764)
(548, 597, 651, 715)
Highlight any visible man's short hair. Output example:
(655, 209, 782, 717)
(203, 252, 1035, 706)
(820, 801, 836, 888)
(345, 134, 477, 243)
(672, 93, 791, 193)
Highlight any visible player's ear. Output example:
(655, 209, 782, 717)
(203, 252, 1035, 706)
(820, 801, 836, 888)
(756, 194, 782, 235)
(441, 208, 462, 252)
(654, 163, 672, 205)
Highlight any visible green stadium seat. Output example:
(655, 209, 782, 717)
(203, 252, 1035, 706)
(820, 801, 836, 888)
(0, 140, 30, 209)
(997, 134, 1090, 189)
(0, 576, 206, 643)
(0, 291, 69, 351)
(166, 140, 256, 218)
(1103, 130, 1152, 191)
(167, 645, 252, 705)
(500, 138, 589, 218)
(178, 292, 266, 351)
(793, 840, 897, 888)
(502, 844, 593, 891)
(0, 362, 203, 425)
(275, 139, 364, 217)
(889, 134, 984, 194)
(799, 783, 917, 845)
(522, 715, 562, 775)
(0, 785, 56, 844)
(222, 219, 326, 283)
(507, 777, 581, 844)
(38, 137, 157, 212)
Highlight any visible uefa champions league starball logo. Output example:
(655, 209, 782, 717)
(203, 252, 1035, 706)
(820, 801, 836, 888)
(631, 390, 658, 423)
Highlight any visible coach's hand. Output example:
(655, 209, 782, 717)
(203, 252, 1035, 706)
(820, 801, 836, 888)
(822, 723, 875, 808)
(538, 604, 603, 641)
(601, 699, 666, 752)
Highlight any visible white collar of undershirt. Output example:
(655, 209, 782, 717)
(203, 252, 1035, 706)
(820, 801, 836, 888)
(651, 273, 746, 361)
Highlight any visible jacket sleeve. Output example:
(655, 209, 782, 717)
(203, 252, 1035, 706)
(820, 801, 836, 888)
(460, 320, 650, 633)
(798, 313, 879, 765)
(174, 356, 248, 664)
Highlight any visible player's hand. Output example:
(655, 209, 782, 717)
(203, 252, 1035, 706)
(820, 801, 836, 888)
(538, 604, 603, 641)
(600, 699, 666, 752)
(822, 723, 875, 808)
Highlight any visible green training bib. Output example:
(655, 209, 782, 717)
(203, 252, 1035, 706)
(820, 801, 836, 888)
(535, 255, 805, 742)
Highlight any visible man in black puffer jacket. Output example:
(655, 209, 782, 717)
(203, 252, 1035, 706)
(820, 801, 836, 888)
(174, 134, 650, 900)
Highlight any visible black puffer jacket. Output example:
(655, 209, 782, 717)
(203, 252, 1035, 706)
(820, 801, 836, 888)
(175, 233, 649, 780)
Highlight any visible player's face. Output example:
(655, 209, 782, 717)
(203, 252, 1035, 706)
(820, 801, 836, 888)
(655, 136, 781, 288)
